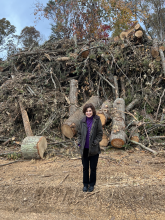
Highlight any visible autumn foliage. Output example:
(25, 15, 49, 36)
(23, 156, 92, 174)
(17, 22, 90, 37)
(34, 0, 137, 39)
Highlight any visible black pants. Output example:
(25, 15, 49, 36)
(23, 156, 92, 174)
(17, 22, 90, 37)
(82, 148, 99, 187)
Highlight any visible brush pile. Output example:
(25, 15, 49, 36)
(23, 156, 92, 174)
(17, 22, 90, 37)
(0, 24, 165, 155)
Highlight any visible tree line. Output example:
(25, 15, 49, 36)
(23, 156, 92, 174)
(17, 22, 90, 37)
(1, 0, 165, 59)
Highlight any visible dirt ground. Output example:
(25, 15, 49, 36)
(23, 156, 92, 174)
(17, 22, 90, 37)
(0, 147, 165, 220)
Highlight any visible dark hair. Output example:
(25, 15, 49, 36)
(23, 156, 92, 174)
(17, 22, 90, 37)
(83, 103, 96, 116)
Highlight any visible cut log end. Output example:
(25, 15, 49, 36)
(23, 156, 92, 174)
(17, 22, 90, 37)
(99, 133, 109, 147)
(37, 137, 47, 158)
(131, 136, 139, 142)
(61, 124, 75, 139)
(97, 113, 106, 126)
(111, 139, 125, 148)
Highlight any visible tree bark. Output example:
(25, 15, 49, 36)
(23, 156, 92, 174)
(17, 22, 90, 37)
(21, 136, 47, 159)
(110, 98, 126, 148)
(61, 96, 102, 138)
(19, 100, 33, 137)
(69, 79, 78, 116)
(97, 100, 113, 126)
(159, 49, 165, 77)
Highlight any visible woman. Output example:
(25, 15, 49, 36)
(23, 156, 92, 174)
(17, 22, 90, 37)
(77, 103, 103, 192)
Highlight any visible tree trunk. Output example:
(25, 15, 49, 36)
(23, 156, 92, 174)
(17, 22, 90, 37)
(61, 96, 101, 138)
(19, 100, 33, 137)
(110, 98, 126, 148)
(99, 130, 109, 147)
(97, 100, 113, 126)
(21, 136, 47, 159)
(151, 39, 159, 58)
(69, 79, 78, 116)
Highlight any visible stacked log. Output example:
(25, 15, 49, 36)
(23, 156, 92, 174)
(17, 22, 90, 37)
(21, 136, 47, 159)
(120, 23, 148, 42)
(97, 100, 113, 126)
(69, 79, 78, 116)
(110, 98, 126, 148)
(61, 96, 101, 138)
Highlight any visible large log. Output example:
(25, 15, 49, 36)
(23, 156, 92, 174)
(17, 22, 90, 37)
(21, 136, 47, 159)
(61, 96, 101, 138)
(69, 79, 78, 116)
(110, 98, 126, 148)
(97, 100, 113, 126)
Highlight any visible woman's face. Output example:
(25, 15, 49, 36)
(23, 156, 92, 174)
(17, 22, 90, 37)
(85, 107, 93, 118)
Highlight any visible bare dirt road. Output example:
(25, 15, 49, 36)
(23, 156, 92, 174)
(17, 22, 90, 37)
(0, 148, 165, 220)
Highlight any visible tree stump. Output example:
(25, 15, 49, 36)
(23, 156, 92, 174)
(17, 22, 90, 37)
(69, 79, 78, 116)
(110, 98, 126, 148)
(21, 136, 47, 159)
(97, 100, 113, 126)
(61, 96, 101, 138)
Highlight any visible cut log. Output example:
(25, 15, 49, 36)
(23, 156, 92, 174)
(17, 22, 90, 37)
(110, 98, 126, 148)
(130, 126, 139, 142)
(120, 31, 127, 41)
(135, 30, 143, 38)
(21, 136, 47, 159)
(151, 39, 159, 58)
(159, 49, 165, 77)
(61, 96, 101, 138)
(97, 100, 113, 126)
(99, 130, 109, 147)
(69, 79, 78, 116)
(19, 101, 33, 137)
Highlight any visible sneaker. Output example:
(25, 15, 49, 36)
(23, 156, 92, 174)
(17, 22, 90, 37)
(88, 186, 94, 192)
(83, 186, 88, 192)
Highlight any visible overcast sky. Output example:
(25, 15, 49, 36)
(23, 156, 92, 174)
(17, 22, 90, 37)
(0, 0, 52, 41)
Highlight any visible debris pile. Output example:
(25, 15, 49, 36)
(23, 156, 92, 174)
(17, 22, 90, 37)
(0, 24, 165, 156)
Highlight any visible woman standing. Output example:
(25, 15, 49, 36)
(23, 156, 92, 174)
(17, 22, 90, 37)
(77, 103, 103, 192)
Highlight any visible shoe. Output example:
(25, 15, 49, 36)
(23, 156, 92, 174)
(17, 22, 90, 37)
(88, 186, 94, 192)
(83, 186, 88, 192)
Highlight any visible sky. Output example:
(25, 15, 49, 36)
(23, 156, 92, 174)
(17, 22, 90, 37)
(0, 0, 52, 42)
